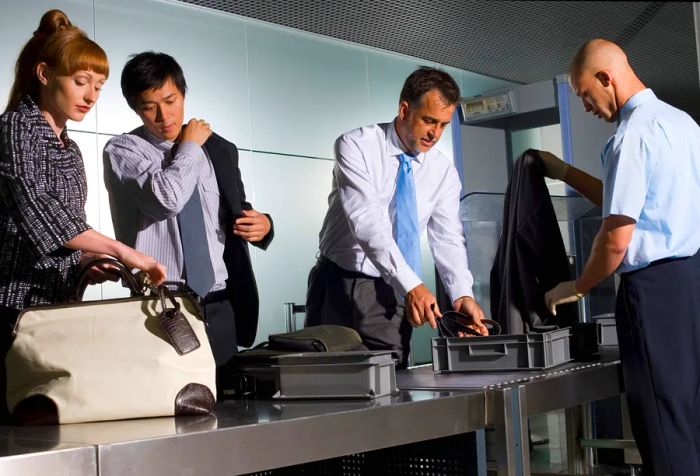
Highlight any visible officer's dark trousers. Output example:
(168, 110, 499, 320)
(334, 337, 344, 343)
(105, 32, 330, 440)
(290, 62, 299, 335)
(616, 252, 700, 475)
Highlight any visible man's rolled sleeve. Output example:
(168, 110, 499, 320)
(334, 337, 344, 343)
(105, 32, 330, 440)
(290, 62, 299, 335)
(104, 134, 201, 220)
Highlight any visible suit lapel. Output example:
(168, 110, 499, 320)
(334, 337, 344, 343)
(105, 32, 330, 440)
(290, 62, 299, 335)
(203, 135, 241, 216)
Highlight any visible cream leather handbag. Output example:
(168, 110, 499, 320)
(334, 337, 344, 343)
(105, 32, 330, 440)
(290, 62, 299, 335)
(5, 259, 217, 425)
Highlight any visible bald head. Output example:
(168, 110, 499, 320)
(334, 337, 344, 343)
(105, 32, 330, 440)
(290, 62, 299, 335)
(570, 39, 631, 78)
(568, 39, 645, 122)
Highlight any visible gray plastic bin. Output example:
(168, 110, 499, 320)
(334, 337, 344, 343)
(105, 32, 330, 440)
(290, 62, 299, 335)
(229, 351, 397, 399)
(432, 327, 573, 372)
(592, 314, 618, 346)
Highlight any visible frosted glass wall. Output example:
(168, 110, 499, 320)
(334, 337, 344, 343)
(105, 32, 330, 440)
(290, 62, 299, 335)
(0, 0, 513, 352)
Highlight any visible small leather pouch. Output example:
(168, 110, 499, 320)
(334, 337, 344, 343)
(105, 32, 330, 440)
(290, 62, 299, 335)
(267, 325, 364, 352)
(158, 286, 200, 355)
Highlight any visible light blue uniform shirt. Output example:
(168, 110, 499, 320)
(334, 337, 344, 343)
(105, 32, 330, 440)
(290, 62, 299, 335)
(602, 89, 700, 272)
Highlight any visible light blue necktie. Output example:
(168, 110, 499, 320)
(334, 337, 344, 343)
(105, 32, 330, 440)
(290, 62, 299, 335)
(394, 153, 422, 277)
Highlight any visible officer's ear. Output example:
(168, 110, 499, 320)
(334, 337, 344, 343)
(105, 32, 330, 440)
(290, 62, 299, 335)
(594, 71, 612, 87)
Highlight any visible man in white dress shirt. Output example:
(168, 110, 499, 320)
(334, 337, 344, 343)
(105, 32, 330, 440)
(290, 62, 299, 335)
(306, 67, 486, 367)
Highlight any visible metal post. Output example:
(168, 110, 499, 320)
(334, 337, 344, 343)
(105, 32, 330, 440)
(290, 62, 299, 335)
(565, 405, 596, 474)
(284, 302, 296, 333)
(493, 386, 529, 476)
(476, 428, 488, 476)
(284, 303, 306, 333)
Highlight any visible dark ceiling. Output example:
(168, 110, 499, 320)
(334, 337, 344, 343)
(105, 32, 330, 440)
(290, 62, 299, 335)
(180, 1, 699, 120)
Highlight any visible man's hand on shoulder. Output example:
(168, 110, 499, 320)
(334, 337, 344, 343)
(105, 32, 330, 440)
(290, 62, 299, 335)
(405, 284, 441, 329)
(233, 209, 271, 242)
(180, 118, 212, 146)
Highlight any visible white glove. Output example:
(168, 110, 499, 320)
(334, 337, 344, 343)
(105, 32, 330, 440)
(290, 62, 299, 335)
(545, 281, 584, 316)
(536, 150, 570, 181)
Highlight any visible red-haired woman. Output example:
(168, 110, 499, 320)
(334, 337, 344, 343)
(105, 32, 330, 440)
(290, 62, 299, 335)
(0, 10, 167, 417)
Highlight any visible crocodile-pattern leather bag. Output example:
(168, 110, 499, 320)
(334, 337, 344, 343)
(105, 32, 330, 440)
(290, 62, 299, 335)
(5, 259, 216, 425)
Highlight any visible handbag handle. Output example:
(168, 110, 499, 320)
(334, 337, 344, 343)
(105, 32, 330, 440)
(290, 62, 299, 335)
(437, 311, 502, 338)
(73, 258, 145, 302)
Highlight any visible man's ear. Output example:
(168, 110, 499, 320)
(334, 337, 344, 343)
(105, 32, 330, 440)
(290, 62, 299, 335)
(594, 71, 612, 87)
(36, 62, 50, 86)
(398, 100, 410, 120)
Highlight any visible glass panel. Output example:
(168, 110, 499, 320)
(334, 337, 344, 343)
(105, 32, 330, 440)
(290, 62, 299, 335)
(248, 152, 335, 343)
(511, 128, 542, 161)
(367, 52, 423, 124)
(366, 53, 465, 163)
(247, 23, 368, 159)
(93, 0, 251, 149)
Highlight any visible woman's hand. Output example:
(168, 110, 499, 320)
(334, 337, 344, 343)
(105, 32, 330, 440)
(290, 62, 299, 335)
(118, 248, 167, 286)
(79, 253, 120, 285)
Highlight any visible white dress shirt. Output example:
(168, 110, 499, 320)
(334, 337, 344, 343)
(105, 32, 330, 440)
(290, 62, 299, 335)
(319, 120, 474, 300)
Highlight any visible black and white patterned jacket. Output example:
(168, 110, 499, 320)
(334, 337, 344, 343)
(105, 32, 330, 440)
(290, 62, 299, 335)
(0, 95, 90, 311)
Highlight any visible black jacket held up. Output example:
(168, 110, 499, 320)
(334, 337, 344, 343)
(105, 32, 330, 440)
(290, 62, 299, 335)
(489, 149, 577, 334)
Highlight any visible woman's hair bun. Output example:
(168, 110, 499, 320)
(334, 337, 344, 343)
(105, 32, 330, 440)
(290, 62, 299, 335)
(34, 9, 73, 38)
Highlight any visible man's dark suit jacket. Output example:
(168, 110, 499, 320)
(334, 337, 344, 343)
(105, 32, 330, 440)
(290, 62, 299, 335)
(489, 149, 576, 334)
(203, 133, 273, 348)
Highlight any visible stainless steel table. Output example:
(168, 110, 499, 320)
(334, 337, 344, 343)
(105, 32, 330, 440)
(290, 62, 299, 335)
(397, 349, 624, 475)
(0, 389, 485, 476)
(0, 437, 95, 476)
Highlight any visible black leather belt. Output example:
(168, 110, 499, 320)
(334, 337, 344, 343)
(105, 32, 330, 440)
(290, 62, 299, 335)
(318, 255, 377, 280)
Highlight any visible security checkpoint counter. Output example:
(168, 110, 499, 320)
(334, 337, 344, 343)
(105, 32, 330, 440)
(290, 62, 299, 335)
(0, 389, 485, 476)
(397, 348, 624, 475)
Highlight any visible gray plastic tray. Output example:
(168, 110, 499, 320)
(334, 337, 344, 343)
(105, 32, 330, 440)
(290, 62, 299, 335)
(432, 327, 573, 373)
(229, 350, 398, 399)
(592, 315, 618, 346)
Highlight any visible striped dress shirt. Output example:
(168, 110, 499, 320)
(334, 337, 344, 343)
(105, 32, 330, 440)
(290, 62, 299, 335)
(103, 126, 228, 293)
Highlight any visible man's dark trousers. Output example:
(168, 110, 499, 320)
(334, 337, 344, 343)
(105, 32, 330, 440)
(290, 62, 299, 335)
(305, 256, 411, 368)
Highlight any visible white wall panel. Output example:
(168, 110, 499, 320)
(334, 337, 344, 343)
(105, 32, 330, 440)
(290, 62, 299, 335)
(69, 130, 100, 300)
(247, 22, 368, 159)
(93, 0, 251, 149)
(367, 52, 423, 125)
(366, 52, 464, 164)
(568, 88, 616, 179)
(0, 0, 97, 132)
(248, 152, 335, 343)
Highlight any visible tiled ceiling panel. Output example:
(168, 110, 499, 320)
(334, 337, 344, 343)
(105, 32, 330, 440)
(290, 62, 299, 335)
(179, 0, 699, 120)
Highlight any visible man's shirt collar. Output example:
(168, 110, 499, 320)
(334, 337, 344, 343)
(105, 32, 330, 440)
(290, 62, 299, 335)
(387, 119, 426, 164)
(620, 88, 655, 121)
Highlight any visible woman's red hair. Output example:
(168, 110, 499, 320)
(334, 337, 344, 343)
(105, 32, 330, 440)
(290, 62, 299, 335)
(5, 9, 109, 112)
